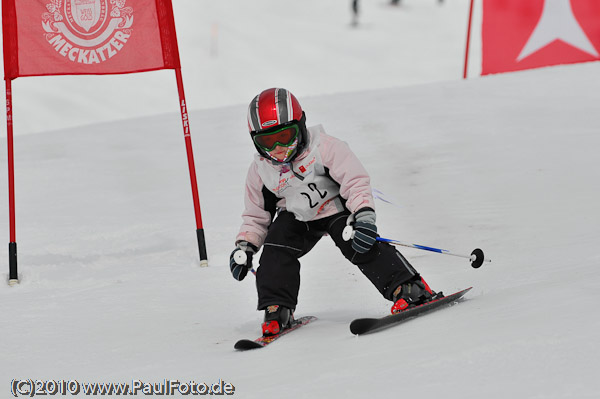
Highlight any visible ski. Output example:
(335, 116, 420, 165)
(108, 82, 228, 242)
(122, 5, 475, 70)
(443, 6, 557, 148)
(234, 316, 317, 351)
(350, 287, 472, 335)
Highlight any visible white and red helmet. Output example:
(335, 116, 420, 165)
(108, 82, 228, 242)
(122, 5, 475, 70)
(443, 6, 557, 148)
(247, 88, 308, 162)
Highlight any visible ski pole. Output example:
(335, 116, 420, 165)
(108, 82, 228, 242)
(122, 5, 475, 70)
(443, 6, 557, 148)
(342, 226, 490, 268)
(233, 250, 257, 275)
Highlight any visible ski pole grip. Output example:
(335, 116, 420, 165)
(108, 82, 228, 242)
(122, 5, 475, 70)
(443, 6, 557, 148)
(233, 249, 248, 265)
(342, 226, 355, 241)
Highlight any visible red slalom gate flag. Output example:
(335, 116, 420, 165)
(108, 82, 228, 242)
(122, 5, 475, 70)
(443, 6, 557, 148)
(481, 0, 600, 75)
(2, 0, 208, 285)
(2, 0, 181, 79)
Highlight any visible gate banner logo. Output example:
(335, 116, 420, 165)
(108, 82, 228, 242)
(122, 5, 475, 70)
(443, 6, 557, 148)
(42, 0, 133, 65)
(482, 0, 600, 75)
(3, 0, 181, 79)
(69, 0, 102, 32)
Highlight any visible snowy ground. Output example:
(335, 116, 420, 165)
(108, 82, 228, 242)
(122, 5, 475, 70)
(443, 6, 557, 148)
(2, 1, 600, 398)
(2, 0, 477, 136)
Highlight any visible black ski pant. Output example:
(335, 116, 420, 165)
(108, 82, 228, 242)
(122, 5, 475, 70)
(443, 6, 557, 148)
(256, 210, 419, 311)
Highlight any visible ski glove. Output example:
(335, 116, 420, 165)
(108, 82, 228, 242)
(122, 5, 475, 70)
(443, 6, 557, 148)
(348, 208, 378, 254)
(229, 241, 258, 281)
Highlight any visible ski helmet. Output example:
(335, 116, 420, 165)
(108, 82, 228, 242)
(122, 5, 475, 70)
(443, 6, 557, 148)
(247, 88, 308, 163)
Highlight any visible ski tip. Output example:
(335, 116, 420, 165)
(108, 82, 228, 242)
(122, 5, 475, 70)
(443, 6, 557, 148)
(234, 339, 264, 351)
(349, 318, 378, 335)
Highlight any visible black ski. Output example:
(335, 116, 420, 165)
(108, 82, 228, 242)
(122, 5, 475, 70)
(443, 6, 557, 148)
(350, 287, 472, 335)
(234, 316, 317, 351)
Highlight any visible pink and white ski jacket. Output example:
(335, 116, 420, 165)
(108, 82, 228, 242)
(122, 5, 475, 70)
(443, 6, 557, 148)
(236, 125, 375, 248)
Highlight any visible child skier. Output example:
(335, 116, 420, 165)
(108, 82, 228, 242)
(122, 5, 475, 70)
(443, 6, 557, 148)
(230, 88, 440, 336)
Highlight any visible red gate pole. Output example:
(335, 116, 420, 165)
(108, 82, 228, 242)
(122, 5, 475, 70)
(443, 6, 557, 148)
(463, 0, 475, 79)
(174, 68, 208, 266)
(6, 78, 18, 285)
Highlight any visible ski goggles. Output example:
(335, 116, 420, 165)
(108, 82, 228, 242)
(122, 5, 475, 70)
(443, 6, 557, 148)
(252, 123, 300, 152)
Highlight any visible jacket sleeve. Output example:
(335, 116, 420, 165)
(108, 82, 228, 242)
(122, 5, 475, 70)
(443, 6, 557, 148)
(235, 162, 278, 248)
(319, 133, 375, 213)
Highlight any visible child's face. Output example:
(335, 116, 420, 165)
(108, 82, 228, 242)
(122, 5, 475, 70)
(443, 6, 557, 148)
(268, 145, 289, 161)
(265, 137, 299, 163)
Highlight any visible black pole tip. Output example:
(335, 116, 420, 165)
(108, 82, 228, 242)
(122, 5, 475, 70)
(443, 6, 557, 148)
(470, 248, 485, 269)
(196, 229, 208, 267)
(8, 242, 18, 285)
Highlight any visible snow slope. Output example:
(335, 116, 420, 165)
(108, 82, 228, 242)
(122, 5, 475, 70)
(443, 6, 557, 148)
(1, 1, 600, 398)
(1, 0, 475, 136)
(2, 61, 600, 398)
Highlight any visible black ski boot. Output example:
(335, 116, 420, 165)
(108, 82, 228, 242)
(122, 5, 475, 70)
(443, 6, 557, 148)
(262, 305, 294, 336)
(390, 276, 442, 314)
